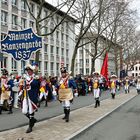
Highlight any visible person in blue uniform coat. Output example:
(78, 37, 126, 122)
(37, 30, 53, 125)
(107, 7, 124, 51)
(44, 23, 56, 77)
(18, 64, 40, 133)
(58, 67, 77, 122)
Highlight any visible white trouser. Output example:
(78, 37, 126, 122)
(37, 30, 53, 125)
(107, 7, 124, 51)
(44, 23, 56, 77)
(13, 92, 19, 108)
(124, 85, 129, 91)
(39, 92, 48, 100)
(111, 88, 116, 94)
(93, 88, 100, 98)
(62, 100, 70, 108)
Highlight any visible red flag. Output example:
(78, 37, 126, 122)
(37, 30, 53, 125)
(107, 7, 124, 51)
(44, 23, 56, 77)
(100, 52, 108, 81)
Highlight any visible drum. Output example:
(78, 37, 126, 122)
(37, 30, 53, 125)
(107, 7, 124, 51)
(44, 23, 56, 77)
(58, 88, 73, 101)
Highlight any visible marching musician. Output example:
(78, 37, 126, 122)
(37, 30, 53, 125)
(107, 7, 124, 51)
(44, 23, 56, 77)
(92, 72, 100, 108)
(38, 76, 48, 107)
(18, 64, 40, 133)
(0, 69, 13, 114)
(58, 67, 77, 122)
(123, 76, 130, 94)
(136, 76, 140, 94)
(109, 75, 117, 99)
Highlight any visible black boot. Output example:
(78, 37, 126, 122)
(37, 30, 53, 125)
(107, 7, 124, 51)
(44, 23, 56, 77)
(94, 100, 98, 108)
(97, 100, 100, 107)
(45, 100, 48, 107)
(65, 109, 70, 122)
(8, 105, 13, 114)
(62, 108, 67, 120)
(26, 117, 36, 133)
(113, 94, 115, 99)
(111, 93, 114, 99)
(0, 106, 2, 114)
(38, 100, 41, 108)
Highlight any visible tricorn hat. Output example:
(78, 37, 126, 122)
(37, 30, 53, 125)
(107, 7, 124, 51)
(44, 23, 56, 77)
(1, 68, 8, 75)
(60, 67, 67, 73)
(25, 64, 35, 71)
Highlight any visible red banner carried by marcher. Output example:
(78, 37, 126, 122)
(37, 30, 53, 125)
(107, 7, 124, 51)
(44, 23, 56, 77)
(100, 52, 108, 82)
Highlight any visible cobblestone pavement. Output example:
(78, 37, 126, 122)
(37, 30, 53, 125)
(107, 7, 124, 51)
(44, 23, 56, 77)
(0, 91, 137, 140)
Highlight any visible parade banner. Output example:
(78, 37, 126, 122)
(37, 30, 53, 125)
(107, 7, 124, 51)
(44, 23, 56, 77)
(1, 28, 42, 61)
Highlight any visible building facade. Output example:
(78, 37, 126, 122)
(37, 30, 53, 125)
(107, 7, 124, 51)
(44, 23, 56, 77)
(75, 35, 121, 76)
(127, 63, 140, 77)
(0, 0, 76, 76)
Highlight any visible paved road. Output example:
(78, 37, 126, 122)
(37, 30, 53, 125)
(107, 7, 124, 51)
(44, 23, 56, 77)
(0, 89, 125, 132)
(71, 90, 139, 140)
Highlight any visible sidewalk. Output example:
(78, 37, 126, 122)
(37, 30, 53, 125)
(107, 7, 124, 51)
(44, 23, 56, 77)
(0, 91, 137, 140)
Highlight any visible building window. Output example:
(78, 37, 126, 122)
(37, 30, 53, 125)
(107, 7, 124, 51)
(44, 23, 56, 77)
(132, 73, 134, 77)
(12, 58, 17, 70)
(50, 45, 54, 54)
(2, 0, 7, 4)
(44, 27, 48, 34)
(86, 68, 89, 74)
(136, 73, 138, 77)
(56, 63, 59, 70)
(66, 35, 68, 42)
(139, 66, 140, 70)
(56, 16, 59, 24)
(44, 44, 48, 52)
(61, 33, 64, 41)
(61, 48, 64, 56)
(1, 33, 7, 40)
(45, 62, 48, 70)
(21, 18, 27, 28)
(12, 14, 18, 27)
(66, 49, 69, 56)
(21, 0, 26, 10)
(12, 0, 18, 6)
(56, 47, 59, 55)
(44, 10, 48, 17)
(66, 64, 69, 70)
(50, 62, 54, 70)
(30, 2, 34, 13)
(86, 59, 89, 65)
(79, 59, 83, 66)
(56, 31, 59, 39)
(29, 21, 34, 28)
(136, 66, 137, 71)
(1, 10, 8, 25)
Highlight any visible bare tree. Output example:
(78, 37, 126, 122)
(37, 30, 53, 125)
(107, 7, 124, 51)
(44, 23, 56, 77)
(25, 0, 77, 64)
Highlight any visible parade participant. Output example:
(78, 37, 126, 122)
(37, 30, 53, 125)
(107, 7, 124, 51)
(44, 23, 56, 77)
(58, 67, 77, 122)
(18, 64, 40, 133)
(38, 76, 48, 107)
(109, 74, 117, 99)
(136, 76, 140, 94)
(92, 72, 100, 108)
(123, 76, 130, 94)
(0, 69, 13, 114)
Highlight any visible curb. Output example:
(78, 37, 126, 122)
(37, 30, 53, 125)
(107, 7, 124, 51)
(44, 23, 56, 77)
(65, 94, 137, 140)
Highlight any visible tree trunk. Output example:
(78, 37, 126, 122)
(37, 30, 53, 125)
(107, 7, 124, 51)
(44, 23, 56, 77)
(70, 47, 78, 76)
(91, 58, 95, 75)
